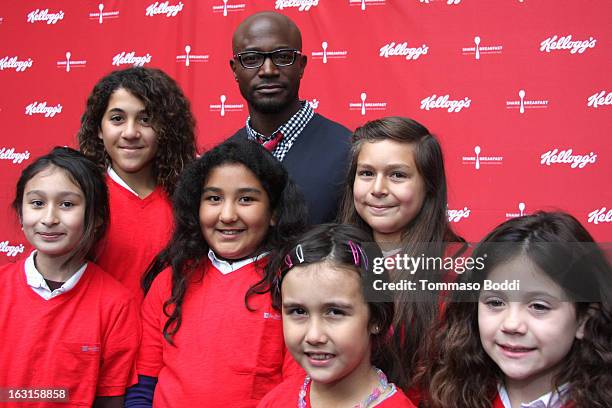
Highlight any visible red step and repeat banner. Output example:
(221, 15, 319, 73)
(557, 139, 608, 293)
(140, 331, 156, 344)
(1, 0, 610, 264)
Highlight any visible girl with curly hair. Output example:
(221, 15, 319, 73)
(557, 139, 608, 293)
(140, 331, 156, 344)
(126, 139, 308, 407)
(77, 67, 197, 302)
(424, 212, 612, 408)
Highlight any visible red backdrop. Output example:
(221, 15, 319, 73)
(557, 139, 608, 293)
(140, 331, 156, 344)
(1, 0, 611, 264)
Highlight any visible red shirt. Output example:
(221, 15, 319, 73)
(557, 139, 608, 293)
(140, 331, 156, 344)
(257, 374, 416, 407)
(492, 392, 574, 408)
(0, 259, 140, 407)
(96, 176, 173, 303)
(138, 258, 302, 407)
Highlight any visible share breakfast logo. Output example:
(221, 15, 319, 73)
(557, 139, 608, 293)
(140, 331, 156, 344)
(349, 92, 387, 115)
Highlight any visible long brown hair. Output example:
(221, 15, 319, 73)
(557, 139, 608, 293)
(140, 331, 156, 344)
(424, 212, 612, 408)
(339, 116, 465, 390)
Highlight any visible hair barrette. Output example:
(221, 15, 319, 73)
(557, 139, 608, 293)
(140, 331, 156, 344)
(295, 244, 304, 263)
(348, 240, 360, 266)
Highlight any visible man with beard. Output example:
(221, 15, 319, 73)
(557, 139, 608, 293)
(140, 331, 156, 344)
(229, 11, 351, 225)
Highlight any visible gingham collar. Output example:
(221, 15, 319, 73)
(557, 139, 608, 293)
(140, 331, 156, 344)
(245, 101, 314, 162)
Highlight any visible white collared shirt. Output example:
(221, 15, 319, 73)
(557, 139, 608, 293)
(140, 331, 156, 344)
(498, 383, 570, 408)
(207, 249, 268, 275)
(25, 251, 88, 300)
(107, 167, 139, 196)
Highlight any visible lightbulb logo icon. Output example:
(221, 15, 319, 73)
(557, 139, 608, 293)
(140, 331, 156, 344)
(474, 36, 480, 60)
(222, 0, 228, 16)
(518, 202, 526, 216)
(65, 51, 71, 72)
(474, 146, 481, 169)
(98, 3, 104, 24)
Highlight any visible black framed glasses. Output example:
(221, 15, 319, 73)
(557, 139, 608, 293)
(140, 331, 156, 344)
(234, 49, 302, 69)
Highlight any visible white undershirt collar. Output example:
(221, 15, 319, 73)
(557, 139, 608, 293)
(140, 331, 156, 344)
(207, 249, 268, 275)
(24, 251, 88, 300)
(107, 167, 139, 196)
(498, 383, 569, 408)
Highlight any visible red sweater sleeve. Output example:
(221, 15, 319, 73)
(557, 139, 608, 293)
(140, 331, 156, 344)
(137, 269, 171, 377)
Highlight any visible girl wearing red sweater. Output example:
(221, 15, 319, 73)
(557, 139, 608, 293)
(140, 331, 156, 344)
(126, 140, 308, 407)
(259, 224, 415, 407)
(0, 147, 140, 407)
(78, 67, 197, 303)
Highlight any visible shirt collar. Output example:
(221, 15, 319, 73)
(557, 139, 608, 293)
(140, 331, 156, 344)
(207, 249, 268, 275)
(107, 167, 139, 196)
(498, 383, 570, 408)
(245, 100, 313, 141)
(25, 250, 88, 300)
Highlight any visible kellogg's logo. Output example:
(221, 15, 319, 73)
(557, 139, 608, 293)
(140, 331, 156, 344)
(275, 0, 319, 11)
(0, 147, 31, 164)
(505, 202, 527, 219)
(89, 3, 120, 24)
(25, 102, 62, 118)
(420, 94, 471, 113)
(27, 9, 64, 24)
(209, 95, 244, 117)
(146, 1, 184, 17)
(540, 35, 596, 54)
(212, 0, 246, 15)
(112, 52, 152, 67)
(311, 41, 348, 64)
(506, 89, 548, 113)
(0, 56, 33, 72)
(57, 51, 87, 72)
(176, 45, 209, 67)
(349, 92, 387, 115)
(0, 241, 25, 258)
(462, 146, 503, 169)
(349, 0, 386, 10)
(447, 206, 471, 223)
(540, 149, 597, 169)
(380, 42, 428, 60)
(588, 207, 612, 225)
(462, 36, 503, 60)
(587, 91, 612, 108)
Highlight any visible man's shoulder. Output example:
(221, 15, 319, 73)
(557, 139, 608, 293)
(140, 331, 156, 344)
(228, 126, 248, 140)
(308, 113, 351, 135)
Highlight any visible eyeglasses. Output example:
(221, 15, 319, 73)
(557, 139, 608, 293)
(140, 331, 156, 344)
(234, 49, 302, 69)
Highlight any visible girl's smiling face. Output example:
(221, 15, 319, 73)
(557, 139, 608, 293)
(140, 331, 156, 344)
(281, 262, 374, 386)
(478, 256, 585, 393)
(98, 88, 158, 183)
(21, 165, 86, 261)
(352, 140, 425, 243)
(199, 163, 274, 260)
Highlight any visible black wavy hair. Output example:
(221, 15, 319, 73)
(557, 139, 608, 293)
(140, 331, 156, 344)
(142, 139, 308, 344)
(13, 147, 109, 267)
